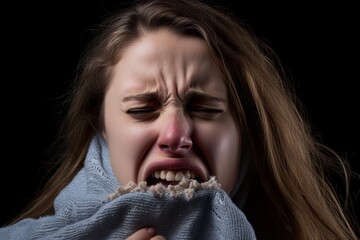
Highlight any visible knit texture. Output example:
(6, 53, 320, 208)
(0, 134, 256, 240)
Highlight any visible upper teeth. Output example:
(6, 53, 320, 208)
(151, 170, 196, 181)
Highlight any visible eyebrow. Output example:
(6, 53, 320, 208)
(122, 92, 161, 102)
(122, 90, 226, 103)
(185, 90, 227, 103)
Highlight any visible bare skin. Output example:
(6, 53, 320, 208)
(126, 227, 166, 240)
(103, 29, 240, 193)
(104, 29, 241, 239)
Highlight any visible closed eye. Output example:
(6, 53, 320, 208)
(127, 108, 159, 120)
(188, 107, 223, 120)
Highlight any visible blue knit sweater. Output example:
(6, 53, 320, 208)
(0, 134, 256, 240)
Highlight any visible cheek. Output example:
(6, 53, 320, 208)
(103, 111, 154, 185)
(196, 119, 240, 193)
(213, 129, 240, 193)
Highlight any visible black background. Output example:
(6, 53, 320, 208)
(1, 0, 359, 229)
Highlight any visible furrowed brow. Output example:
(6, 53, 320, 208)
(185, 90, 226, 103)
(122, 91, 161, 102)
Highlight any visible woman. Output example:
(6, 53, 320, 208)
(1, 0, 357, 239)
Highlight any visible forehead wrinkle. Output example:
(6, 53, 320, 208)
(186, 57, 214, 88)
(155, 55, 185, 104)
(171, 53, 210, 101)
(172, 55, 192, 103)
(157, 62, 169, 96)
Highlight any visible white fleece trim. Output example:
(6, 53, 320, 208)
(107, 176, 221, 201)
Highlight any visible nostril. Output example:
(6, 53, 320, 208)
(160, 144, 170, 150)
(159, 138, 192, 153)
(180, 137, 192, 149)
(180, 143, 191, 149)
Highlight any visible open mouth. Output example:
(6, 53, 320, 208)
(146, 169, 203, 186)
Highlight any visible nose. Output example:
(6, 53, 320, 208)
(157, 111, 193, 154)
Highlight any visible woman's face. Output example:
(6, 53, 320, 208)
(102, 29, 240, 193)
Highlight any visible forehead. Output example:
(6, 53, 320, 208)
(110, 29, 227, 95)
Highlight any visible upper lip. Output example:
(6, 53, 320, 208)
(142, 158, 208, 182)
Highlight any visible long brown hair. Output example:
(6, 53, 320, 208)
(11, 0, 358, 239)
